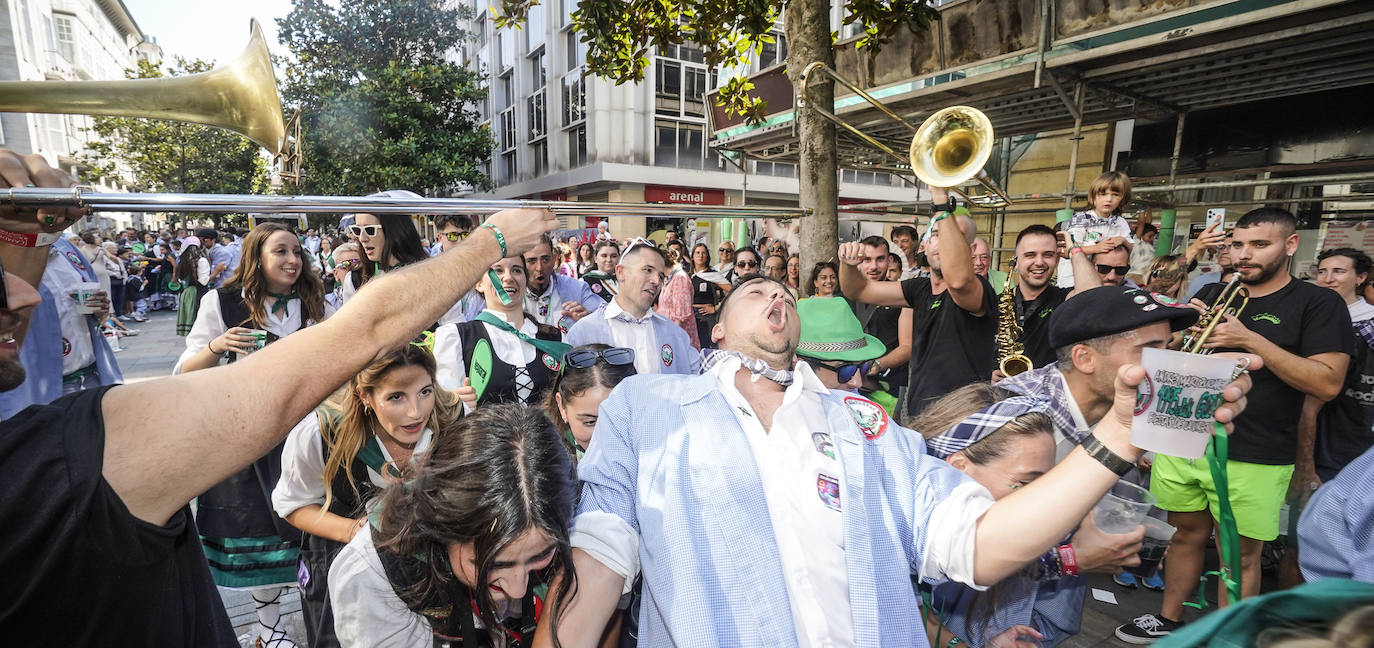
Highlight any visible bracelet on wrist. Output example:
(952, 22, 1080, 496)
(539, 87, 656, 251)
(1057, 544, 1079, 577)
(1080, 433, 1135, 477)
(480, 222, 507, 257)
(0, 229, 61, 247)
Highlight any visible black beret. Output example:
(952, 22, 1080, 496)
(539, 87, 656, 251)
(1048, 285, 1200, 349)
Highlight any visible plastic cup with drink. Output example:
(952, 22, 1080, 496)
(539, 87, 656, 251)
(1132, 347, 1242, 459)
(1125, 516, 1177, 578)
(68, 282, 101, 315)
(237, 329, 269, 357)
(1092, 480, 1156, 534)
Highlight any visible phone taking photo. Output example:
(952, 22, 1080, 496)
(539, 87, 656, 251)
(1205, 208, 1225, 232)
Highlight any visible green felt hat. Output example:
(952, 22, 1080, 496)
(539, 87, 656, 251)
(795, 297, 886, 362)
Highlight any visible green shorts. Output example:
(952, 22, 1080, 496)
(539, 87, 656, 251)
(1150, 454, 1294, 541)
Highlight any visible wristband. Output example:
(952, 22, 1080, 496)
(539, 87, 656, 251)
(922, 212, 949, 243)
(1080, 433, 1136, 477)
(0, 229, 61, 247)
(930, 198, 956, 215)
(480, 222, 507, 257)
(1069, 246, 1084, 256)
(1057, 544, 1079, 577)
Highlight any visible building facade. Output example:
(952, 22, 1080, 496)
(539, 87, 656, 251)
(1, 0, 159, 231)
(462, 0, 912, 242)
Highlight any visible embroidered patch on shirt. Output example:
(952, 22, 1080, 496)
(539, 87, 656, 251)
(844, 395, 889, 440)
(64, 250, 86, 271)
(62, 337, 71, 356)
(660, 343, 674, 367)
(812, 431, 836, 459)
(817, 473, 841, 511)
(542, 353, 562, 372)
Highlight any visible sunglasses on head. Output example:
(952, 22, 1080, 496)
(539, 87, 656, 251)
(812, 360, 871, 383)
(335, 259, 363, 272)
(348, 224, 382, 238)
(563, 347, 636, 371)
(442, 231, 471, 242)
(736, 258, 759, 269)
(1096, 264, 1130, 276)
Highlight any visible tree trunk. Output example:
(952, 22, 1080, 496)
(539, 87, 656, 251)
(786, 0, 838, 280)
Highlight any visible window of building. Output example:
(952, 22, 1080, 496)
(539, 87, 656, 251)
(501, 150, 518, 183)
(531, 139, 549, 175)
(499, 70, 514, 109)
(655, 58, 707, 119)
(654, 119, 704, 169)
(565, 30, 587, 72)
(499, 107, 517, 152)
(561, 0, 576, 27)
(53, 13, 76, 64)
(528, 90, 546, 140)
(659, 43, 703, 64)
(754, 161, 797, 177)
(527, 3, 546, 49)
(759, 33, 787, 69)
(529, 49, 546, 92)
(562, 70, 585, 126)
(568, 125, 587, 167)
(498, 29, 515, 72)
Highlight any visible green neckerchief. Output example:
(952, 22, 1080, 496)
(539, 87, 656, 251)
(563, 428, 585, 460)
(474, 311, 571, 360)
(267, 291, 297, 315)
(356, 436, 404, 479)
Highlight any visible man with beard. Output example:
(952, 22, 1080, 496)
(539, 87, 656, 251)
(535, 274, 1252, 647)
(565, 240, 699, 375)
(523, 234, 603, 333)
(991, 225, 1102, 379)
(0, 148, 563, 645)
(840, 189, 997, 417)
(1117, 207, 1352, 644)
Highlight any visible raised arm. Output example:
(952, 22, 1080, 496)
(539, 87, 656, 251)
(969, 360, 1254, 585)
(101, 208, 558, 525)
(838, 241, 907, 307)
(936, 212, 985, 315)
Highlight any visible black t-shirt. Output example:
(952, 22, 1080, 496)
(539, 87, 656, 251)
(1315, 321, 1374, 480)
(900, 274, 998, 417)
(853, 300, 908, 387)
(1015, 285, 1071, 370)
(0, 386, 236, 646)
(1194, 278, 1353, 465)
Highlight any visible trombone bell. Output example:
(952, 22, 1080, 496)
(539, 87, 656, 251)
(910, 106, 1011, 208)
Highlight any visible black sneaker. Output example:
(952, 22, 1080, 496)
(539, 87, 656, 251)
(1115, 614, 1180, 644)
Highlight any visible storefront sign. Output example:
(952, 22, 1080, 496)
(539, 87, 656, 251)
(645, 185, 725, 205)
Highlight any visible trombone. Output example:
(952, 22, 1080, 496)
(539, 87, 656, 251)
(797, 63, 1012, 208)
(1180, 275, 1249, 354)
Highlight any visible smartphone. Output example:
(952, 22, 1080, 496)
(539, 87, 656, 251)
(1205, 208, 1225, 232)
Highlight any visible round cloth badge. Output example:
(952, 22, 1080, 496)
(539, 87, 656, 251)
(1134, 371, 1155, 416)
(64, 250, 86, 271)
(660, 343, 674, 367)
(62, 338, 72, 357)
(1132, 295, 1149, 305)
(843, 396, 888, 440)
(542, 353, 562, 372)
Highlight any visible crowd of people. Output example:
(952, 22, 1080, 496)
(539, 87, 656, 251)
(0, 147, 1370, 648)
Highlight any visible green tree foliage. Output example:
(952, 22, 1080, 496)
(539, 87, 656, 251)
(277, 0, 494, 195)
(81, 59, 269, 227)
(494, 0, 937, 124)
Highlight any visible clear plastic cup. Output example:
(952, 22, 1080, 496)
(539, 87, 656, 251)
(1092, 480, 1157, 534)
(68, 282, 101, 315)
(1126, 516, 1177, 577)
(236, 329, 269, 356)
(1133, 347, 1241, 459)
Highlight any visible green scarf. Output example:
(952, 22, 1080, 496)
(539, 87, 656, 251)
(267, 291, 298, 315)
(474, 311, 571, 361)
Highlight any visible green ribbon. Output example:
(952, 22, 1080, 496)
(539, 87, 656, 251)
(1184, 421, 1243, 610)
(475, 311, 571, 361)
(487, 269, 514, 306)
(356, 436, 403, 479)
(267, 291, 297, 315)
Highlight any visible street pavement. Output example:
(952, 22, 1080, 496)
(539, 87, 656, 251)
(114, 309, 1247, 647)
(112, 308, 306, 646)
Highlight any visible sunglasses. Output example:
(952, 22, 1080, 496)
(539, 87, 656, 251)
(1096, 264, 1130, 276)
(813, 360, 872, 383)
(442, 231, 471, 242)
(619, 237, 657, 261)
(719, 247, 733, 252)
(564, 347, 636, 370)
(348, 224, 382, 238)
(335, 259, 363, 272)
(735, 259, 759, 269)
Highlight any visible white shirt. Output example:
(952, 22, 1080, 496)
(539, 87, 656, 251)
(1055, 370, 1092, 461)
(603, 299, 665, 375)
(273, 414, 435, 519)
(44, 246, 96, 375)
(432, 309, 538, 392)
(1349, 299, 1374, 323)
(173, 289, 336, 374)
(711, 357, 854, 648)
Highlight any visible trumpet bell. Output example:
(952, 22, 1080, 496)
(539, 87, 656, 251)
(910, 106, 993, 188)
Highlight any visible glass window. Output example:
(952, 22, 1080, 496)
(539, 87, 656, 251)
(499, 30, 515, 70)
(527, 3, 546, 49)
(53, 14, 75, 64)
(531, 140, 548, 175)
(684, 67, 706, 118)
(565, 31, 587, 72)
(500, 108, 517, 151)
(655, 59, 681, 116)
(568, 125, 587, 167)
(562, 71, 585, 126)
(530, 49, 546, 91)
(679, 124, 703, 169)
(527, 90, 547, 140)
(500, 71, 514, 108)
(654, 120, 676, 167)
(653, 120, 703, 169)
(502, 151, 518, 183)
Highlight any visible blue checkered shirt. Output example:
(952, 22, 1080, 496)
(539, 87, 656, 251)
(1299, 443, 1374, 583)
(998, 364, 1090, 449)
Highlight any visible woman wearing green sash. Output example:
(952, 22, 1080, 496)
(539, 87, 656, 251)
(434, 256, 569, 407)
(273, 345, 458, 648)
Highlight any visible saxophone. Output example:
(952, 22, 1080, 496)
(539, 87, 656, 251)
(997, 260, 1033, 377)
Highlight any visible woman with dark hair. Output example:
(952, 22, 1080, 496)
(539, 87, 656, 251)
(806, 260, 841, 298)
(575, 242, 596, 277)
(340, 191, 432, 304)
(275, 345, 459, 648)
(582, 241, 621, 303)
(328, 404, 578, 647)
(173, 222, 332, 648)
(433, 255, 569, 407)
(173, 239, 211, 335)
(728, 247, 761, 286)
(689, 243, 727, 349)
(545, 344, 637, 459)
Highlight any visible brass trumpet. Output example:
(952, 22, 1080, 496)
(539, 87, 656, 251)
(1180, 275, 1249, 354)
